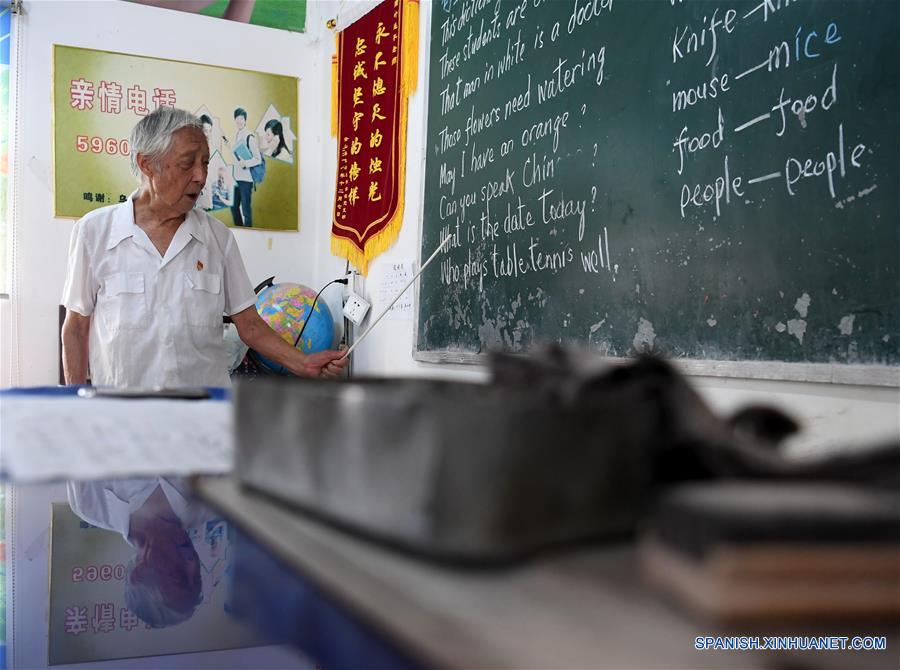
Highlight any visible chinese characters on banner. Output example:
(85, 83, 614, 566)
(53, 45, 299, 230)
(331, 0, 419, 274)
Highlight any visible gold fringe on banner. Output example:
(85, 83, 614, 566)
(331, 231, 370, 275)
(330, 46, 339, 138)
(331, 0, 420, 275)
(402, 0, 419, 97)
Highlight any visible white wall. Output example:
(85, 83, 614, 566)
(3, 0, 897, 444)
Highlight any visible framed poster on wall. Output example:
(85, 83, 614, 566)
(53, 45, 300, 231)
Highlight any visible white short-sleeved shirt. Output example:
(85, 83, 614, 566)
(61, 194, 256, 389)
(66, 477, 196, 546)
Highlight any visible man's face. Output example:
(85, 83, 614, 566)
(235, 114, 246, 131)
(133, 523, 202, 612)
(149, 127, 209, 214)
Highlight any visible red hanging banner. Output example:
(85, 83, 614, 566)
(331, 0, 419, 275)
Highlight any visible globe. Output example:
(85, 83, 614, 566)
(253, 282, 335, 374)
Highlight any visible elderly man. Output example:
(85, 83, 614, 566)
(61, 107, 348, 388)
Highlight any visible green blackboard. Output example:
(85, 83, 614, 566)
(415, 0, 898, 383)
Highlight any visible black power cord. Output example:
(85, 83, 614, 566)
(293, 277, 349, 350)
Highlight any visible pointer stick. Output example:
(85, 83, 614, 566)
(341, 236, 451, 359)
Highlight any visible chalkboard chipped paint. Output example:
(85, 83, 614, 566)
(794, 292, 812, 318)
(838, 315, 856, 336)
(787, 319, 807, 345)
(632, 317, 657, 353)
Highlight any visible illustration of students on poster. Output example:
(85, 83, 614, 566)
(53, 45, 300, 231)
(49, 478, 259, 665)
(224, 106, 263, 227)
(195, 105, 224, 155)
(257, 103, 296, 165)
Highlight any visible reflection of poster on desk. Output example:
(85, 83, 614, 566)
(53, 45, 299, 231)
(48, 502, 258, 665)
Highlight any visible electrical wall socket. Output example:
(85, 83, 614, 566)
(342, 292, 370, 326)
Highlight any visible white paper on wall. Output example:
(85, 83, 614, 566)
(374, 261, 416, 321)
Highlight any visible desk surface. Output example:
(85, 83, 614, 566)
(196, 477, 898, 670)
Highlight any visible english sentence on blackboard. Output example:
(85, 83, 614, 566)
(437, 35, 604, 155)
(439, 151, 556, 222)
(431, 0, 622, 295)
(439, 0, 614, 49)
(438, 179, 588, 244)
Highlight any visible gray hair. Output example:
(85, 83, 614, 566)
(123, 555, 200, 628)
(129, 107, 203, 178)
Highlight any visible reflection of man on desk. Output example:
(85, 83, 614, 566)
(67, 477, 205, 628)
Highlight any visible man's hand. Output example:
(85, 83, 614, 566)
(302, 348, 349, 379)
(232, 306, 350, 379)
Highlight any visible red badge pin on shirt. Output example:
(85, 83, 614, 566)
(196, 260, 204, 271)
